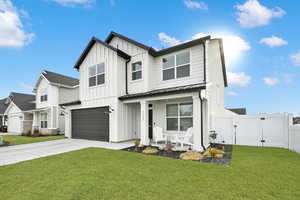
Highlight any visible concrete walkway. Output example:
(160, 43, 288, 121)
(0, 139, 133, 166)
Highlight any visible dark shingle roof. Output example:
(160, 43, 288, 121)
(9, 92, 36, 111)
(119, 83, 206, 100)
(0, 98, 9, 114)
(42, 70, 79, 87)
(228, 108, 247, 115)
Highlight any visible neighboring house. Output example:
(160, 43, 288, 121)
(293, 117, 300, 125)
(61, 31, 228, 150)
(0, 98, 9, 126)
(227, 108, 247, 115)
(32, 70, 79, 135)
(4, 92, 35, 134)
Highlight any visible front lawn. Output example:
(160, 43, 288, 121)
(0, 146, 299, 200)
(2, 135, 65, 146)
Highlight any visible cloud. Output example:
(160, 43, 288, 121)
(0, 0, 34, 48)
(227, 72, 251, 87)
(235, 0, 285, 28)
(227, 91, 238, 96)
(291, 51, 300, 67)
(260, 36, 287, 47)
(51, 0, 95, 6)
(19, 82, 34, 91)
(183, 0, 208, 10)
(158, 32, 181, 47)
(263, 77, 279, 86)
(193, 32, 251, 69)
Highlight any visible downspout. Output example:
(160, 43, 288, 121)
(125, 58, 131, 95)
(200, 41, 207, 151)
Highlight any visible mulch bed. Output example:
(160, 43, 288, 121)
(122, 144, 233, 166)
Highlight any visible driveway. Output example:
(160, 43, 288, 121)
(0, 139, 133, 166)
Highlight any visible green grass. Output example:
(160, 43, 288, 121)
(0, 146, 300, 200)
(2, 135, 65, 145)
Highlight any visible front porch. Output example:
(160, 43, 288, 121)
(122, 92, 207, 151)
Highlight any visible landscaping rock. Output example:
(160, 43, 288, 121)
(142, 147, 159, 154)
(180, 151, 204, 161)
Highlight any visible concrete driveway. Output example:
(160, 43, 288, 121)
(0, 139, 133, 166)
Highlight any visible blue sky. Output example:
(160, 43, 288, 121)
(0, 0, 300, 115)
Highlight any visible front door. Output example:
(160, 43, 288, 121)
(148, 104, 153, 139)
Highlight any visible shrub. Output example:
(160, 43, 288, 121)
(134, 140, 140, 147)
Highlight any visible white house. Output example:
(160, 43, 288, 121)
(62, 31, 228, 151)
(4, 93, 35, 134)
(31, 70, 79, 135)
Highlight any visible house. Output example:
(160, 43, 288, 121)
(31, 70, 79, 135)
(0, 98, 9, 126)
(61, 31, 228, 151)
(4, 92, 35, 134)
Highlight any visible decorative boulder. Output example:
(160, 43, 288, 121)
(180, 151, 204, 161)
(203, 148, 225, 158)
(142, 147, 159, 154)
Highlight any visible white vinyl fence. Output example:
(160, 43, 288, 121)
(211, 113, 300, 153)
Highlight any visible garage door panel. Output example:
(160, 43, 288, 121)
(72, 107, 109, 141)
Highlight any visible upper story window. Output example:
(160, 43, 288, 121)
(89, 63, 105, 87)
(40, 89, 48, 102)
(162, 51, 190, 81)
(132, 61, 142, 81)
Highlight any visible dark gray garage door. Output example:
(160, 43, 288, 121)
(72, 107, 109, 141)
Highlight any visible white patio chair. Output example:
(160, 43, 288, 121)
(153, 126, 167, 145)
(177, 127, 194, 148)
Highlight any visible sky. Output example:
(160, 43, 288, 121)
(0, 0, 300, 115)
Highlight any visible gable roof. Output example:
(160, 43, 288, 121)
(0, 98, 9, 114)
(42, 70, 79, 87)
(74, 31, 227, 87)
(9, 92, 36, 111)
(74, 37, 131, 69)
(105, 31, 211, 57)
(228, 108, 247, 115)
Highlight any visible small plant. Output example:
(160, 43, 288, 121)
(164, 141, 174, 152)
(32, 129, 40, 137)
(203, 147, 225, 158)
(134, 140, 140, 147)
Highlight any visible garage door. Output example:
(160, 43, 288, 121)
(8, 115, 21, 134)
(71, 107, 109, 141)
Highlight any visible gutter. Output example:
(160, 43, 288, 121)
(125, 58, 131, 95)
(200, 41, 207, 151)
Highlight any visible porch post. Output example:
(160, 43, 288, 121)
(140, 100, 150, 146)
(193, 95, 203, 151)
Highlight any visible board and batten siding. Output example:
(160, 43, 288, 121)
(59, 87, 79, 105)
(109, 36, 149, 94)
(79, 42, 125, 102)
(149, 45, 205, 91)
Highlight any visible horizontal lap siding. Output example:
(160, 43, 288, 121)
(150, 44, 205, 90)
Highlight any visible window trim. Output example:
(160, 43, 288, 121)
(162, 49, 191, 81)
(40, 89, 48, 103)
(131, 61, 143, 81)
(40, 112, 48, 129)
(88, 63, 106, 88)
(166, 102, 193, 132)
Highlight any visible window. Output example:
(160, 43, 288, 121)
(162, 51, 190, 81)
(40, 89, 48, 102)
(132, 61, 142, 80)
(89, 63, 105, 87)
(41, 113, 48, 128)
(166, 103, 193, 131)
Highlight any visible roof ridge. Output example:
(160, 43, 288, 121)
(43, 70, 79, 81)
